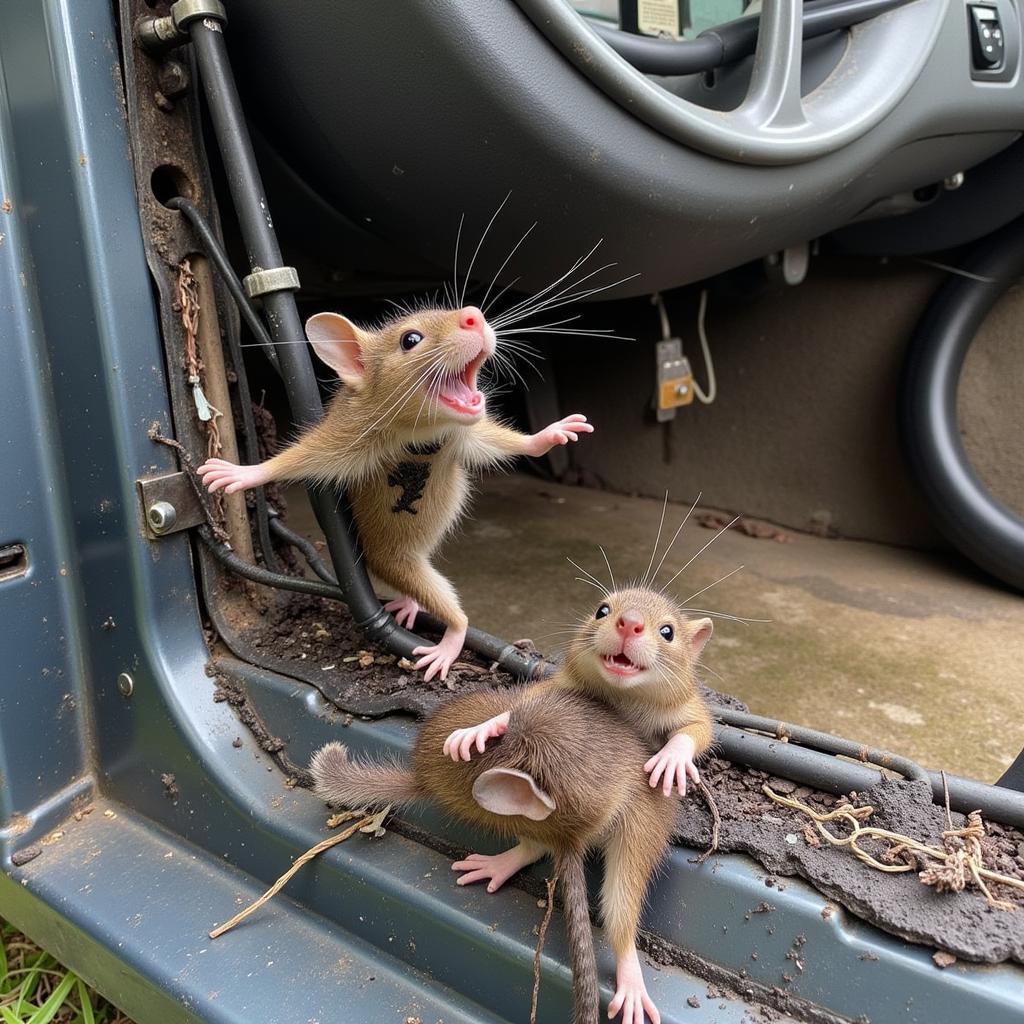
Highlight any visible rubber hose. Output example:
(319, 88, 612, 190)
(902, 217, 1024, 591)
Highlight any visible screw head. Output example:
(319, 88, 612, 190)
(157, 60, 190, 99)
(117, 672, 134, 697)
(147, 501, 177, 534)
(675, 383, 690, 397)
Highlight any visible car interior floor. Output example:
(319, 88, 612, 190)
(284, 474, 1024, 785)
(269, 254, 1024, 787)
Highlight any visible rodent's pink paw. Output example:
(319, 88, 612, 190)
(609, 954, 659, 1024)
(413, 627, 466, 684)
(528, 415, 595, 456)
(196, 460, 268, 495)
(451, 847, 529, 892)
(442, 727, 476, 762)
(441, 712, 508, 761)
(384, 595, 420, 630)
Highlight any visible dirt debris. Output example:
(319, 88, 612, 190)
(695, 511, 791, 543)
(160, 772, 179, 802)
(11, 845, 42, 866)
(674, 760, 1024, 964)
(228, 589, 521, 719)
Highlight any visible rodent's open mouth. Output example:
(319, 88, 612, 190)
(435, 350, 486, 416)
(601, 652, 643, 677)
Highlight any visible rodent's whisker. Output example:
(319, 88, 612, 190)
(660, 514, 742, 593)
(574, 576, 607, 592)
(451, 211, 465, 312)
(598, 545, 616, 591)
(481, 221, 536, 314)
(642, 493, 670, 587)
(482, 274, 522, 317)
(487, 348, 538, 388)
(491, 239, 604, 327)
(495, 269, 641, 330)
(413, 361, 447, 432)
(566, 556, 606, 592)
(680, 606, 772, 624)
(650, 492, 702, 585)
(498, 312, 583, 334)
(677, 565, 746, 607)
(412, 360, 449, 433)
(491, 258, 634, 329)
(459, 191, 511, 308)
(502, 326, 635, 342)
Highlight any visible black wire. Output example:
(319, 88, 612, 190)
(268, 515, 338, 584)
(166, 196, 281, 372)
(168, 195, 279, 571)
(199, 525, 344, 600)
(204, 522, 552, 678)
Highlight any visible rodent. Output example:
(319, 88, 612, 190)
(444, 585, 716, 799)
(198, 305, 593, 680)
(309, 685, 676, 1024)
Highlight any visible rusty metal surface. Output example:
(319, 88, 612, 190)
(118, 0, 254, 609)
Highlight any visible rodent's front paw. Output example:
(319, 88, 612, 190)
(529, 413, 594, 456)
(643, 734, 699, 797)
(441, 712, 510, 762)
(608, 951, 660, 1024)
(197, 458, 267, 495)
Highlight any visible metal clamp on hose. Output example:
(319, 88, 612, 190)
(137, 0, 227, 52)
(243, 266, 301, 299)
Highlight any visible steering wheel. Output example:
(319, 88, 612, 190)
(516, 0, 954, 164)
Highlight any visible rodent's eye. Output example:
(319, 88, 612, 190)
(400, 330, 424, 352)
(595, 604, 610, 620)
(659, 624, 675, 642)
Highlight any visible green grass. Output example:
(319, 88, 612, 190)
(0, 921, 133, 1024)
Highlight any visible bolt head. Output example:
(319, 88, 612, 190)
(117, 673, 134, 697)
(148, 500, 177, 534)
(158, 60, 190, 99)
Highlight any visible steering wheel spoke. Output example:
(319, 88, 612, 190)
(742, 0, 807, 132)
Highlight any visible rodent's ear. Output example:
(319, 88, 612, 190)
(472, 767, 556, 821)
(688, 617, 713, 656)
(306, 313, 365, 386)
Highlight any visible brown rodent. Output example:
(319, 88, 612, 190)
(445, 585, 715, 799)
(198, 305, 593, 680)
(310, 685, 676, 1024)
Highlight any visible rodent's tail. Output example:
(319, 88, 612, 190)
(556, 849, 600, 1024)
(309, 742, 419, 810)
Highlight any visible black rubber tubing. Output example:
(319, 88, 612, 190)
(188, 20, 543, 680)
(902, 216, 1024, 593)
(588, 0, 913, 77)
(199, 525, 545, 675)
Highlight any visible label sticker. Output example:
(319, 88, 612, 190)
(638, 0, 681, 38)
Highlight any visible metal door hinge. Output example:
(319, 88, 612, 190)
(137, 471, 205, 538)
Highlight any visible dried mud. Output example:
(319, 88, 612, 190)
(674, 762, 1024, 965)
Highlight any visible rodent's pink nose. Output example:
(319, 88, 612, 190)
(459, 306, 485, 335)
(616, 611, 645, 637)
